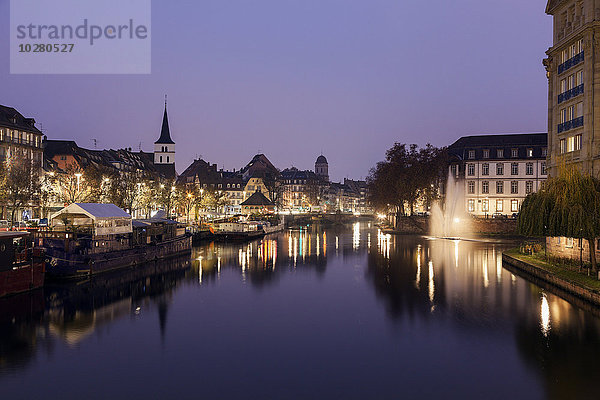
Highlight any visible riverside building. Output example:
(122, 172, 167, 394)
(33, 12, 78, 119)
(448, 133, 548, 217)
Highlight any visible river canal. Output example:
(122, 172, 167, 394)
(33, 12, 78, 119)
(1, 223, 600, 399)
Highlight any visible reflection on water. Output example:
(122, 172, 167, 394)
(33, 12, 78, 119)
(2, 224, 600, 399)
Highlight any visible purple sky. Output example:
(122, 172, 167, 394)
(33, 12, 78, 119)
(0, 0, 551, 181)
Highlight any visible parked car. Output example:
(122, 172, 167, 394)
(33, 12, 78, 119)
(38, 218, 48, 227)
(492, 212, 507, 219)
(511, 213, 519, 219)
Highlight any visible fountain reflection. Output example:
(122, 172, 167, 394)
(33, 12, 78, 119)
(366, 233, 600, 399)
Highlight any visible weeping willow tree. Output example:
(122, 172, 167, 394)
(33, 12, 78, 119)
(519, 166, 600, 272)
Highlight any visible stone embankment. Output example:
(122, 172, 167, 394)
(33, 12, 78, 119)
(388, 216, 517, 236)
(503, 251, 600, 309)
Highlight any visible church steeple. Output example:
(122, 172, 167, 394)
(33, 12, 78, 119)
(154, 97, 176, 166)
(155, 102, 174, 145)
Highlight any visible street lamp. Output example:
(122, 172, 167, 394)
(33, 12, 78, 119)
(74, 173, 82, 194)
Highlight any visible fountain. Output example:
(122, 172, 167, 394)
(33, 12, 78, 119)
(430, 173, 472, 239)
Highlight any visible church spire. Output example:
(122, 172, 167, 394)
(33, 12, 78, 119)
(155, 99, 174, 144)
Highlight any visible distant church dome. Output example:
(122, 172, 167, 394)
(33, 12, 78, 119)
(316, 155, 328, 164)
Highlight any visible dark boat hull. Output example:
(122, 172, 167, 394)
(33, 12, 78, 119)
(212, 231, 265, 242)
(45, 235, 192, 280)
(0, 262, 45, 297)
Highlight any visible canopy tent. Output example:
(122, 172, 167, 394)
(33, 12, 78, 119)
(50, 203, 132, 236)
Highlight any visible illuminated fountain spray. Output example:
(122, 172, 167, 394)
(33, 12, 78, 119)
(430, 173, 472, 239)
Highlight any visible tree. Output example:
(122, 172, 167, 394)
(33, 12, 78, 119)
(519, 166, 600, 272)
(53, 164, 102, 204)
(367, 143, 447, 216)
(0, 156, 41, 226)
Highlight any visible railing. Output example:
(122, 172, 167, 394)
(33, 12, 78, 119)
(558, 83, 584, 104)
(557, 116, 584, 133)
(0, 136, 42, 148)
(558, 51, 584, 74)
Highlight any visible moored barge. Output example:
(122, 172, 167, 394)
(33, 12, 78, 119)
(0, 231, 45, 297)
(37, 203, 191, 279)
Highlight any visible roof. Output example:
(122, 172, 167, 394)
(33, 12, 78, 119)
(546, 0, 566, 14)
(241, 191, 274, 206)
(73, 203, 132, 218)
(240, 154, 279, 179)
(316, 155, 328, 164)
(0, 231, 30, 239)
(155, 106, 175, 144)
(0, 105, 43, 135)
(448, 133, 548, 161)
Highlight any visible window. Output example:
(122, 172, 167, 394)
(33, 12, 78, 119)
(483, 149, 489, 159)
(541, 162, 547, 175)
(467, 199, 475, 213)
(482, 200, 489, 212)
(496, 199, 503, 212)
(542, 147, 547, 157)
(511, 200, 519, 212)
(496, 163, 504, 175)
(451, 165, 457, 176)
(497, 149, 504, 158)
(511, 163, 518, 175)
(468, 150, 475, 159)
(160, 156, 163, 163)
(468, 181, 475, 194)
(482, 181, 489, 194)
(526, 162, 533, 175)
(496, 181, 504, 194)
(511, 148, 518, 158)
(567, 136, 575, 152)
(560, 139, 566, 154)
(575, 134, 582, 150)
(576, 70, 583, 86)
(527, 148, 533, 158)
(467, 164, 475, 176)
(526, 181, 533, 194)
(511, 181, 518, 194)
(482, 163, 489, 175)
(166, 156, 169, 163)
(566, 237, 574, 248)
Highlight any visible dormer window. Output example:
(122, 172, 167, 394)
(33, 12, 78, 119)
(468, 150, 475, 159)
(482, 149, 489, 159)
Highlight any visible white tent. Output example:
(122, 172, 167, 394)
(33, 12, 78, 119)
(50, 203, 132, 236)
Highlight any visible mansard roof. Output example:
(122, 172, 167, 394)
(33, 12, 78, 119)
(155, 107, 175, 144)
(0, 105, 43, 135)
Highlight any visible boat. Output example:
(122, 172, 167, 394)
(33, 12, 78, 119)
(0, 231, 45, 297)
(36, 203, 192, 279)
(211, 221, 266, 242)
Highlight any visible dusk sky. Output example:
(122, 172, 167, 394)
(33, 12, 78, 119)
(1, 0, 551, 181)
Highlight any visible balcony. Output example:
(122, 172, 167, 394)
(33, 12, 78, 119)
(558, 51, 584, 74)
(557, 116, 584, 133)
(558, 84, 584, 104)
(0, 136, 42, 148)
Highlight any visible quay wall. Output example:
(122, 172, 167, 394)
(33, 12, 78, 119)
(391, 216, 517, 236)
(502, 253, 600, 308)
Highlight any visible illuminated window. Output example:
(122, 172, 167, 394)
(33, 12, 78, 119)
(575, 134, 582, 150)
(542, 147, 547, 157)
(468, 150, 475, 159)
(511, 200, 519, 212)
(560, 139, 566, 154)
(511, 148, 518, 158)
(527, 148, 533, 158)
(468, 164, 475, 176)
(468, 181, 475, 194)
(468, 199, 476, 212)
(496, 199, 503, 212)
(497, 149, 504, 158)
(483, 149, 489, 159)
(482, 200, 489, 212)
(541, 162, 547, 175)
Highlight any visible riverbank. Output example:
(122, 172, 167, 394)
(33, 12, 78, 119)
(502, 249, 600, 308)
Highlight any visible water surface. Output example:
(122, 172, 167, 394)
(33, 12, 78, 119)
(1, 224, 599, 399)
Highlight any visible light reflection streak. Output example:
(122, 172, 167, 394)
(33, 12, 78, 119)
(428, 261, 435, 303)
(454, 240, 459, 268)
(416, 245, 421, 289)
(353, 222, 360, 250)
(496, 250, 502, 282)
(541, 294, 551, 336)
(483, 252, 489, 288)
